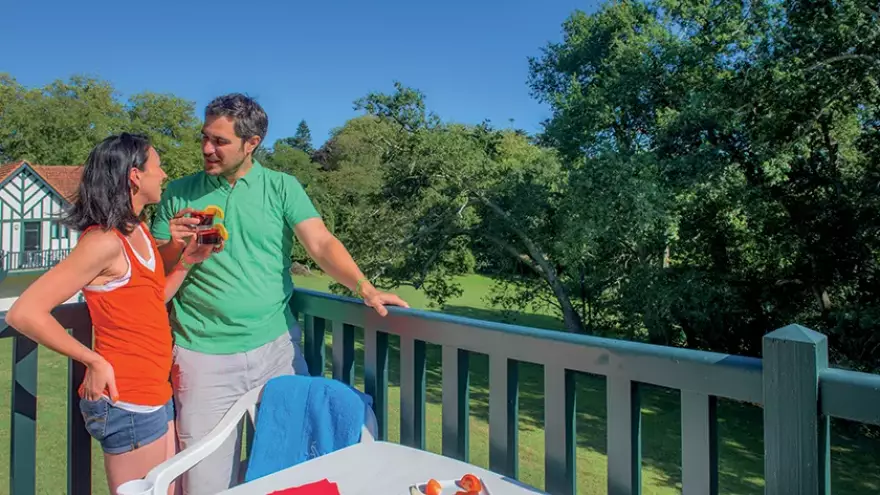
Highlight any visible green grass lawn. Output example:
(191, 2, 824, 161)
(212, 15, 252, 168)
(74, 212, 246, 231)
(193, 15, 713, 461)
(0, 273, 878, 494)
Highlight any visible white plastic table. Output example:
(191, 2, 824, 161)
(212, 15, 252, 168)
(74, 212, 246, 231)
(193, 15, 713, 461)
(218, 441, 547, 495)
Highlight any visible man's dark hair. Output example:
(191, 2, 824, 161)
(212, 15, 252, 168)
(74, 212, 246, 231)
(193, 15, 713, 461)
(205, 93, 269, 147)
(64, 133, 151, 235)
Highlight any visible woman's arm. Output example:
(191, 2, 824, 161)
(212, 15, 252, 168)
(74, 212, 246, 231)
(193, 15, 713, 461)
(164, 263, 190, 303)
(5, 231, 120, 370)
(162, 239, 216, 303)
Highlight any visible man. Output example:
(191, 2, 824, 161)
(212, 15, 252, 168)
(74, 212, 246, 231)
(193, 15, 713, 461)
(151, 93, 408, 494)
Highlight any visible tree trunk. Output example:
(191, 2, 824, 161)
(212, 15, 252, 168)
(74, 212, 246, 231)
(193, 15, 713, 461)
(475, 193, 587, 334)
(553, 276, 587, 333)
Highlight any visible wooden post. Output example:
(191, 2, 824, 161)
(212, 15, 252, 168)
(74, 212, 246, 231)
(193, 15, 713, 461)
(442, 347, 470, 461)
(10, 336, 38, 495)
(489, 356, 519, 479)
(763, 324, 830, 495)
(68, 324, 93, 495)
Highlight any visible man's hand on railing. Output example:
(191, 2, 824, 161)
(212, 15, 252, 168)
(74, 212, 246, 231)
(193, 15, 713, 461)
(359, 282, 410, 317)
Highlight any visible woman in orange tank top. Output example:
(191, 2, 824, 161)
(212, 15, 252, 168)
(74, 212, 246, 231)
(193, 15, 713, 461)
(6, 134, 218, 494)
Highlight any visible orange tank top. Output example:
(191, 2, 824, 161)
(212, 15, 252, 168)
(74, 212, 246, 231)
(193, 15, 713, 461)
(79, 223, 172, 406)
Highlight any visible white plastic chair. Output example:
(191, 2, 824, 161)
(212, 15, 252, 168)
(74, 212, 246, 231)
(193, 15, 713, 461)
(134, 383, 378, 495)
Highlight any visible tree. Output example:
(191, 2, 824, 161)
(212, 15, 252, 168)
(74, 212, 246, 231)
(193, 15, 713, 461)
(0, 74, 125, 164)
(527, 0, 880, 367)
(126, 92, 202, 181)
(342, 83, 587, 331)
(279, 120, 314, 155)
(0, 75, 203, 182)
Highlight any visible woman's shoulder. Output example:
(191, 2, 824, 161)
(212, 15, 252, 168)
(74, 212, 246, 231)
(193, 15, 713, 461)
(77, 228, 124, 258)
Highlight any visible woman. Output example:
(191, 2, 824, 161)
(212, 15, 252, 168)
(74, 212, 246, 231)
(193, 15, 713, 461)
(5, 133, 213, 494)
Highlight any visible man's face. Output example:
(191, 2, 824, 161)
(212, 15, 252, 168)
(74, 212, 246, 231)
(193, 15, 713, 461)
(201, 115, 255, 177)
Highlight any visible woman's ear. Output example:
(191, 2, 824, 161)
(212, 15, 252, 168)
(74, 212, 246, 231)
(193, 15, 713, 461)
(129, 167, 141, 193)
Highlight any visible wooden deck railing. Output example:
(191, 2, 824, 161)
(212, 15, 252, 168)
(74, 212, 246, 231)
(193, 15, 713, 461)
(1, 288, 879, 494)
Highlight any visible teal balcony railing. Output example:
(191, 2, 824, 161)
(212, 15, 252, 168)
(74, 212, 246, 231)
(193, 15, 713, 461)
(2, 289, 880, 495)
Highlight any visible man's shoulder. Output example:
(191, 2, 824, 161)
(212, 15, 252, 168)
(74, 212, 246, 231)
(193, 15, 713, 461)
(164, 172, 207, 196)
(261, 166, 304, 186)
(261, 167, 311, 201)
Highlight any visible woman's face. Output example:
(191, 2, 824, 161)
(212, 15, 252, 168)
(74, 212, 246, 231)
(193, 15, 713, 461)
(131, 147, 167, 205)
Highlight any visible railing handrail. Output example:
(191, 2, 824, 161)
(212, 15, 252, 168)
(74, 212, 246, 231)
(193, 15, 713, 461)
(819, 367, 880, 425)
(2, 292, 880, 495)
(292, 287, 880, 422)
(3, 294, 875, 420)
(291, 288, 765, 403)
(299, 289, 761, 365)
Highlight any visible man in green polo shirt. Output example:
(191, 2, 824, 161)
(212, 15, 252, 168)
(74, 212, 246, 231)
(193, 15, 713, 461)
(151, 93, 408, 495)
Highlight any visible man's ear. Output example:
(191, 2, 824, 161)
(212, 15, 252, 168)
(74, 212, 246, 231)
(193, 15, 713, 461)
(244, 135, 261, 155)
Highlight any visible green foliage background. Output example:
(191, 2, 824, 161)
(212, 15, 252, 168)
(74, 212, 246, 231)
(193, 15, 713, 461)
(2, 0, 878, 373)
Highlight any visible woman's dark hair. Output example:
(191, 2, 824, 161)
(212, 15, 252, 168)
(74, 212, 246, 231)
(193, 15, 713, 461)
(64, 133, 152, 234)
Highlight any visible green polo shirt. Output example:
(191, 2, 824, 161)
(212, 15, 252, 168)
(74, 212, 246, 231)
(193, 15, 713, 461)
(151, 160, 320, 354)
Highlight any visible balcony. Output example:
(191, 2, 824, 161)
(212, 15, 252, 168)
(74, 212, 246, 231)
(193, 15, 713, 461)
(1, 289, 880, 494)
(0, 249, 71, 275)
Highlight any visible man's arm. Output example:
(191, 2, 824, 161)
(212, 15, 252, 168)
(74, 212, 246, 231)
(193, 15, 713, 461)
(294, 218, 408, 316)
(294, 218, 367, 293)
(282, 173, 408, 316)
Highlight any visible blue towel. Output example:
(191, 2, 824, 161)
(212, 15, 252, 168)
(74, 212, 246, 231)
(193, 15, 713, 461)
(244, 375, 373, 482)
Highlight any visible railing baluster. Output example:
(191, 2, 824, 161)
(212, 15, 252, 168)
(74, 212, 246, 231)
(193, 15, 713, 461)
(331, 321, 355, 386)
(400, 335, 426, 449)
(763, 325, 830, 495)
(607, 376, 641, 495)
(10, 336, 38, 495)
(680, 391, 718, 495)
(544, 364, 576, 495)
(303, 315, 326, 377)
(441, 346, 469, 461)
(68, 324, 92, 495)
(364, 327, 389, 440)
(489, 355, 518, 479)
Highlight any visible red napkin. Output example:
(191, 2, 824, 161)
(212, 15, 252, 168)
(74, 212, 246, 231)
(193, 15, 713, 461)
(268, 478, 340, 495)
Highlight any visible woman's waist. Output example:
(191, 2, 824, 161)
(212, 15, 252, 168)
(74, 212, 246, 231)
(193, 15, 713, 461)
(86, 312, 171, 334)
(78, 381, 172, 408)
(92, 328, 172, 354)
(88, 309, 172, 335)
(93, 340, 173, 372)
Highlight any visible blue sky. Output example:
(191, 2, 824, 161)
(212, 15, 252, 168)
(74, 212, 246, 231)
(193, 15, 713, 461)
(3, 0, 598, 147)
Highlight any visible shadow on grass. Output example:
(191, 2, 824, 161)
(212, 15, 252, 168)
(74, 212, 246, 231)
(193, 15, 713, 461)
(307, 314, 880, 495)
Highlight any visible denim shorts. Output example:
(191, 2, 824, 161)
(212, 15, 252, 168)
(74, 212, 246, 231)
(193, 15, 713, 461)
(79, 397, 175, 455)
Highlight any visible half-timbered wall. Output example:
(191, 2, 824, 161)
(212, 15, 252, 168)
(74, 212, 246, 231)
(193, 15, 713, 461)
(0, 166, 79, 253)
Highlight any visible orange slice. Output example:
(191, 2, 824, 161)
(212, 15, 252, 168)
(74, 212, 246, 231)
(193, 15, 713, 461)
(214, 223, 229, 241)
(203, 205, 224, 219)
(459, 474, 481, 492)
(425, 479, 442, 495)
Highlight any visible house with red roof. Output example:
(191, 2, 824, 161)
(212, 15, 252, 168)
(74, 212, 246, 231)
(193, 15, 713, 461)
(0, 160, 84, 310)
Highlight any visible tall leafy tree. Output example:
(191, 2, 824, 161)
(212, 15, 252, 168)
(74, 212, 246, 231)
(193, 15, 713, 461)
(346, 83, 586, 330)
(279, 120, 314, 154)
(0, 74, 125, 164)
(0, 74, 204, 181)
(527, 0, 880, 367)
